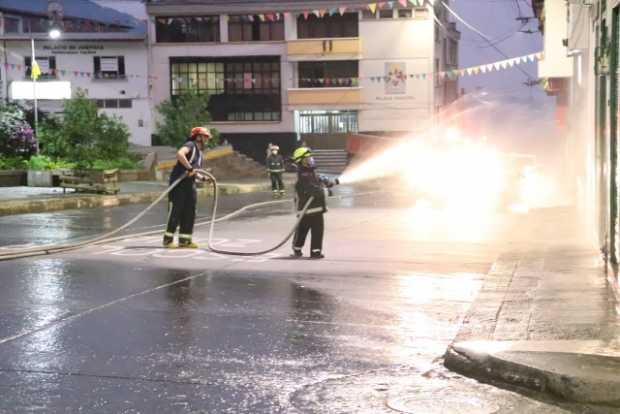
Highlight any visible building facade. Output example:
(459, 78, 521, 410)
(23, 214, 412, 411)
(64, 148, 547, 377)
(534, 0, 620, 270)
(0, 0, 152, 146)
(146, 0, 459, 160)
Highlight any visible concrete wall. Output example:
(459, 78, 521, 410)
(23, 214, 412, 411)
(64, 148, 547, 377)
(0, 40, 152, 146)
(359, 13, 435, 133)
(539, 0, 573, 79)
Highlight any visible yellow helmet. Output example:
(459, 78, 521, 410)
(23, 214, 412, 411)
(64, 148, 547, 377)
(293, 147, 311, 162)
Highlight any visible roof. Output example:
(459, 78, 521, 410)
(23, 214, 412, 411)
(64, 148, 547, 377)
(146, 0, 379, 14)
(0, 0, 146, 34)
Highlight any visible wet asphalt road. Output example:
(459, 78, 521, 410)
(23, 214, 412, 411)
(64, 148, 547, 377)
(0, 188, 613, 413)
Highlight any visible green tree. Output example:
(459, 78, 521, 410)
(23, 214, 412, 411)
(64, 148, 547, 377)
(0, 104, 36, 157)
(155, 93, 219, 147)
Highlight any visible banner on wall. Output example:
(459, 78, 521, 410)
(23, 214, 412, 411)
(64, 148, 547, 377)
(385, 62, 407, 95)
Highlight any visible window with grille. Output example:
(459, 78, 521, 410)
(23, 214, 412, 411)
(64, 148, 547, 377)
(170, 56, 281, 122)
(94, 56, 125, 79)
(299, 110, 358, 134)
(24, 56, 56, 79)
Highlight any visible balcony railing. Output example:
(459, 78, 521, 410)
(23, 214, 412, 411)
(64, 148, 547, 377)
(288, 87, 362, 106)
(287, 37, 362, 60)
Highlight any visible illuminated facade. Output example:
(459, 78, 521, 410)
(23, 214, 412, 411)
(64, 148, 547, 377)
(146, 0, 459, 160)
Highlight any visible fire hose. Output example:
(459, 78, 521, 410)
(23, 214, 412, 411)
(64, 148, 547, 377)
(0, 169, 348, 261)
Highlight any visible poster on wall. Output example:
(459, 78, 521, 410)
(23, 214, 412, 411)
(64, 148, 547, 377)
(385, 62, 407, 95)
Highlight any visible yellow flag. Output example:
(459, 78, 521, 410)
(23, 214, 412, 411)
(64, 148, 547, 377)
(31, 60, 41, 80)
(368, 3, 377, 13)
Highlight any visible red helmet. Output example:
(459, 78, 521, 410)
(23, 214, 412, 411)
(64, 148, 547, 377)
(190, 127, 212, 139)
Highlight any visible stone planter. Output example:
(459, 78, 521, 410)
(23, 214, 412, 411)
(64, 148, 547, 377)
(27, 170, 54, 187)
(0, 170, 27, 186)
(59, 168, 120, 194)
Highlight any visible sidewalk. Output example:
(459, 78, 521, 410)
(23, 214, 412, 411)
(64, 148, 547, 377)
(444, 207, 620, 407)
(0, 175, 296, 216)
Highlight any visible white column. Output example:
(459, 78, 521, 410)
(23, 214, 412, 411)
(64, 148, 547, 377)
(220, 14, 228, 42)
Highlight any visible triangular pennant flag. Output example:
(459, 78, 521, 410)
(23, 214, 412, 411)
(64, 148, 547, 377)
(473, 67, 481, 74)
(459, 69, 466, 77)
(507, 59, 516, 67)
(480, 66, 487, 73)
(500, 61, 508, 69)
(399, 0, 408, 6)
(16, 65, 21, 70)
(248, 15, 254, 22)
(493, 62, 501, 70)
(408, 0, 417, 5)
(378, 2, 386, 9)
(319, 10, 327, 17)
(276, 13, 281, 20)
(528, 54, 536, 62)
(387, 1, 394, 8)
(258, 14, 265, 21)
(313, 10, 321, 17)
(536, 52, 544, 60)
(368, 3, 377, 13)
(466, 68, 474, 76)
(339, 6, 347, 15)
(303, 11, 309, 19)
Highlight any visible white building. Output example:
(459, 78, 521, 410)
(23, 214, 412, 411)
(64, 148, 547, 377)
(0, 0, 152, 146)
(146, 0, 459, 160)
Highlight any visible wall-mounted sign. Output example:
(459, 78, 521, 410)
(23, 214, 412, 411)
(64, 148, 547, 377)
(42, 44, 104, 55)
(385, 62, 407, 95)
(10, 81, 71, 100)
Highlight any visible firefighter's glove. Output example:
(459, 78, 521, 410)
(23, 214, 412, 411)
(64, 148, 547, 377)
(187, 168, 196, 177)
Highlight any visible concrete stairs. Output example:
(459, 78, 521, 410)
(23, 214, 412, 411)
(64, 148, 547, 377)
(131, 145, 267, 180)
(312, 149, 349, 174)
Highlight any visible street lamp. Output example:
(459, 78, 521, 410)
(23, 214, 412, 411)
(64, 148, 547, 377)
(32, 27, 62, 151)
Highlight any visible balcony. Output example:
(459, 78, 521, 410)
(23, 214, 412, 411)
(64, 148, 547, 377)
(287, 87, 362, 107)
(287, 38, 362, 61)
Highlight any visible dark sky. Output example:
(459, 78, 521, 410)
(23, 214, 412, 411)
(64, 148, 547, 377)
(453, 0, 548, 101)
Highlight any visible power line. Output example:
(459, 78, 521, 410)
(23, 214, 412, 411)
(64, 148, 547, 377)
(441, 0, 536, 82)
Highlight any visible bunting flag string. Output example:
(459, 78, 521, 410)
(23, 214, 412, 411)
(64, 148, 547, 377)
(4, 52, 542, 86)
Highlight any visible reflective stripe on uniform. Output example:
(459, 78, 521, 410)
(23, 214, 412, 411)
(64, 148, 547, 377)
(164, 232, 175, 237)
(179, 233, 193, 240)
(296, 207, 323, 217)
(311, 249, 321, 253)
(268, 169, 284, 173)
(293, 247, 302, 251)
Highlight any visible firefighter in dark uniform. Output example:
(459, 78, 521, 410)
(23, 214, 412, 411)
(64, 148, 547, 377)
(163, 126, 212, 249)
(291, 147, 337, 259)
(266, 145, 285, 198)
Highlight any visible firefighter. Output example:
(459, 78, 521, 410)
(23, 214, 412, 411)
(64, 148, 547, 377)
(291, 147, 336, 259)
(163, 126, 212, 249)
(266, 144, 285, 198)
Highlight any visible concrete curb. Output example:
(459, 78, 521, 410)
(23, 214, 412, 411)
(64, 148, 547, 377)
(0, 181, 278, 216)
(445, 340, 620, 407)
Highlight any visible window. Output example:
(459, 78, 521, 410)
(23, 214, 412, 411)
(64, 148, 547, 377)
(297, 13, 358, 38)
(171, 56, 281, 122)
(379, 10, 394, 19)
(362, 10, 377, 20)
(298, 61, 359, 88)
(398, 9, 413, 18)
(94, 56, 125, 79)
(94, 99, 133, 109)
(4, 15, 21, 33)
(228, 15, 284, 41)
(299, 110, 358, 134)
(24, 56, 56, 79)
(156, 16, 220, 43)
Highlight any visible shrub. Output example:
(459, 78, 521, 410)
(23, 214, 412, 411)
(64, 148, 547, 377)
(0, 104, 36, 157)
(0, 156, 28, 170)
(39, 90, 132, 168)
(155, 93, 219, 147)
(27, 155, 75, 170)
